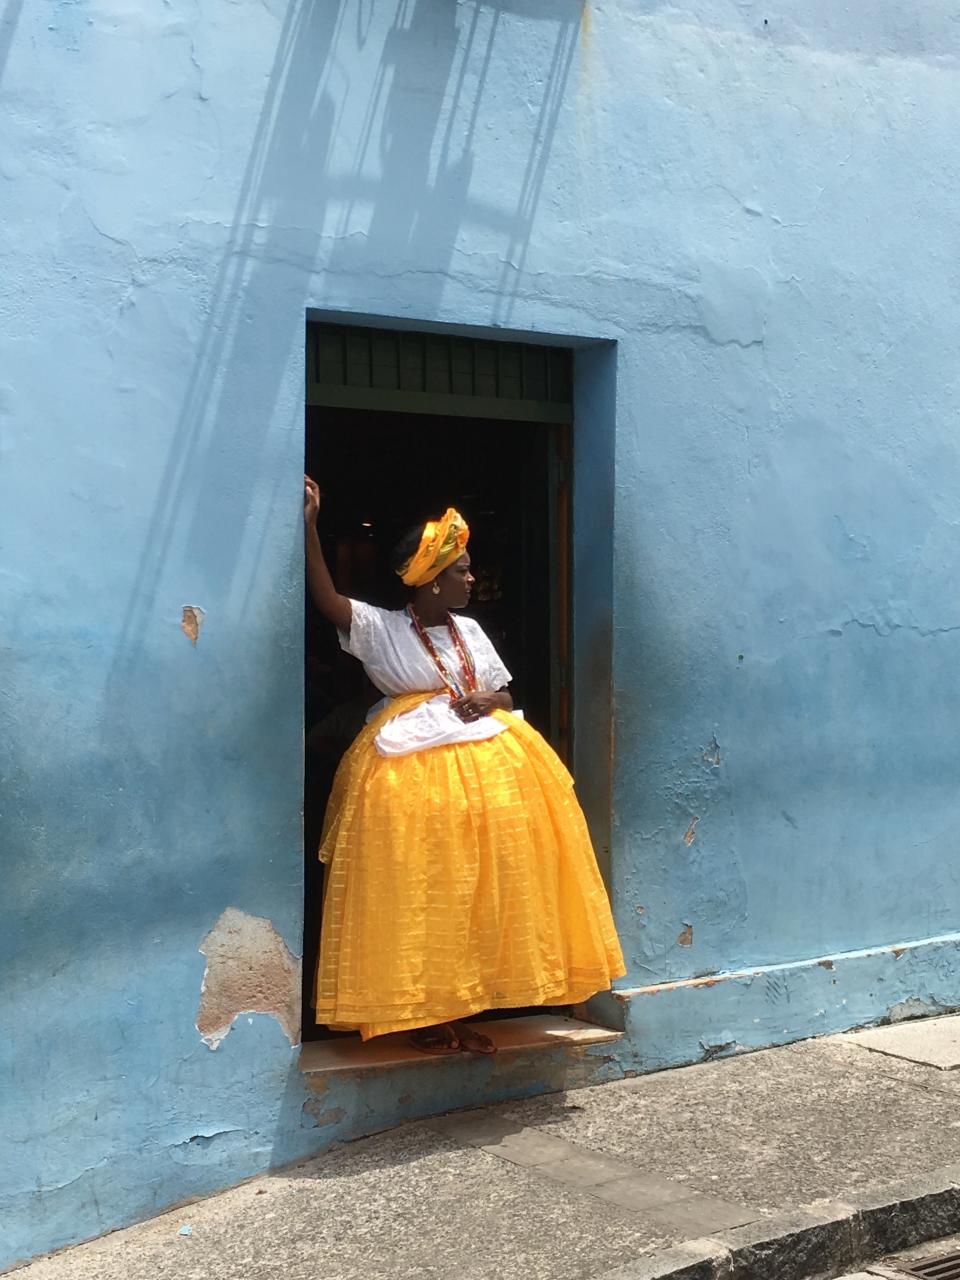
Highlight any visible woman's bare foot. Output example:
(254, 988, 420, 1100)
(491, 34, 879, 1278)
(410, 1023, 460, 1055)
(453, 1022, 497, 1055)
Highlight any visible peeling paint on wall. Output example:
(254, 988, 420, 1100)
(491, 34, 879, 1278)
(196, 908, 301, 1050)
(302, 1100, 346, 1129)
(181, 605, 205, 645)
(677, 923, 694, 947)
(700, 1037, 737, 1060)
(682, 817, 699, 846)
(888, 996, 946, 1023)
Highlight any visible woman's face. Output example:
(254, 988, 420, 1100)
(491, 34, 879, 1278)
(436, 554, 475, 610)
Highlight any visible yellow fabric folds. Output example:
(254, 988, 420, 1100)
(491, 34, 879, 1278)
(315, 697, 626, 1039)
(398, 508, 470, 587)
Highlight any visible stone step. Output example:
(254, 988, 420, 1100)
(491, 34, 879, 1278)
(298, 1013, 622, 1075)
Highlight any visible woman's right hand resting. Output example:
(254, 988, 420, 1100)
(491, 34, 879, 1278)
(451, 690, 513, 722)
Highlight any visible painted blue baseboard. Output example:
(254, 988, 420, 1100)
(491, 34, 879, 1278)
(613, 932, 960, 1073)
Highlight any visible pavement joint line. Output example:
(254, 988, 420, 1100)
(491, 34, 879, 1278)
(851, 1043, 960, 1072)
(871, 1068, 960, 1104)
(424, 1112, 761, 1235)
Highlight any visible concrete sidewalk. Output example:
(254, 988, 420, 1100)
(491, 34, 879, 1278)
(15, 1016, 960, 1280)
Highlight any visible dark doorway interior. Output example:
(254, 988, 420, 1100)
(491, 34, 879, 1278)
(302, 405, 569, 1039)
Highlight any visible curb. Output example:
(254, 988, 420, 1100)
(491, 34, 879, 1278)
(598, 1162, 960, 1280)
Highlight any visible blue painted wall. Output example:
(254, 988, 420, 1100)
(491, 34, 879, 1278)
(5, 0, 960, 1264)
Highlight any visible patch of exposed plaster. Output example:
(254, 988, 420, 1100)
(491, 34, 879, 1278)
(683, 817, 699, 846)
(169, 1128, 247, 1164)
(174, 1128, 242, 1148)
(181, 604, 205, 645)
(196, 908, 301, 1050)
(702, 736, 721, 767)
(817, 959, 835, 970)
(700, 1038, 738, 1060)
(696, 262, 768, 348)
(677, 923, 694, 947)
(888, 996, 946, 1024)
(303, 1100, 345, 1129)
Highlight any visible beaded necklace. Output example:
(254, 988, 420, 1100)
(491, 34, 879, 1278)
(407, 605, 478, 698)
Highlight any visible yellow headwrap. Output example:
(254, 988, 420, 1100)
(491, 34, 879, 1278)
(398, 508, 470, 588)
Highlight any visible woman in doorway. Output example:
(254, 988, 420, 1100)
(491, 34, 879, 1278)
(304, 476, 624, 1055)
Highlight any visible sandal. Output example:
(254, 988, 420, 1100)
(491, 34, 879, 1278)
(453, 1022, 497, 1055)
(410, 1024, 461, 1056)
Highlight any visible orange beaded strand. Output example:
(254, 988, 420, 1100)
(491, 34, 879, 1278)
(407, 605, 478, 699)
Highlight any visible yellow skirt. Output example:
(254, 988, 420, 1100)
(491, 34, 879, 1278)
(314, 693, 625, 1039)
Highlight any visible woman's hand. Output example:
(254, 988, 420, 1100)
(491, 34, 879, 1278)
(303, 474, 352, 631)
(304, 475, 320, 530)
(451, 690, 512, 723)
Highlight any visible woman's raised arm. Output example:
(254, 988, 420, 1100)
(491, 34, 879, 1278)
(304, 475, 352, 632)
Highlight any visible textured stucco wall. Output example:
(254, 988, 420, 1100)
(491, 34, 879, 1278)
(5, 0, 960, 1264)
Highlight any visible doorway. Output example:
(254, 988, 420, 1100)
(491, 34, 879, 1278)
(302, 323, 573, 1040)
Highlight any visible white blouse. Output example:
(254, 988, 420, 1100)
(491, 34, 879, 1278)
(339, 600, 515, 757)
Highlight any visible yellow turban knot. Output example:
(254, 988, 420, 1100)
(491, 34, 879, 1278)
(398, 508, 470, 588)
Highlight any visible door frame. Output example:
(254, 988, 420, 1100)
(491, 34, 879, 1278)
(304, 308, 617, 890)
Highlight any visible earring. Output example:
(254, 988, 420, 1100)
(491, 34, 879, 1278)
(431, 581, 441, 595)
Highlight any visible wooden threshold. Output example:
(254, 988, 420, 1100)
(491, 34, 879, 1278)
(298, 1014, 622, 1075)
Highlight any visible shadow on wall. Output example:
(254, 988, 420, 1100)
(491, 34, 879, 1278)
(0, 0, 588, 975)
(106, 0, 584, 715)
(0, 0, 24, 85)
(322, 0, 582, 326)
(107, 0, 344, 719)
